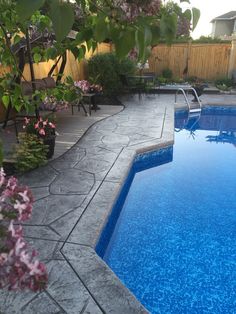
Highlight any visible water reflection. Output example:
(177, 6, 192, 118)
(175, 108, 236, 145)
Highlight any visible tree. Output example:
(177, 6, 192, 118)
(0, 0, 200, 112)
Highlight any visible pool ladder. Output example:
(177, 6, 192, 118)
(175, 87, 202, 114)
(175, 87, 202, 132)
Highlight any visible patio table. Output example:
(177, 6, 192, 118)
(127, 75, 155, 84)
(71, 93, 96, 116)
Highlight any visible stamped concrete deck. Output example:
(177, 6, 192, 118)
(0, 104, 122, 160)
(0, 94, 174, 314)
(1, 93, 235, 314)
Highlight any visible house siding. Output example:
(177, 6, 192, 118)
(213, 20, 235, 38)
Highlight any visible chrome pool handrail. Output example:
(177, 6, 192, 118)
(175, 87, 202, 132)
(175, 87, 202, 112)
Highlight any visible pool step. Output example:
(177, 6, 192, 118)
(189, 108, 201, 113)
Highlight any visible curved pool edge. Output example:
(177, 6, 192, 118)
(61, 102, 174, 314)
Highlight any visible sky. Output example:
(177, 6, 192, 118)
(178, 0, 236, 39)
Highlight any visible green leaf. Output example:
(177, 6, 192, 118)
(94, 16, 108, 42)
(135, 24, 152, 61)
(33, 52, 41, 63)
(2, 95, 10, 107)
(86, 39, 93, 52)
(192, 7, 200, 31)
(75, 29, 93, 45)
(136, 29, 144, 60)
(143, 25, 152, 47)
(71, 47, 85, 60)
(16, 0, 45, 21)
(49, 0, 74, 42)
(160, 13, 177, 43)
(183, 9, 192, 21)
(115, 30, 135, 58)
(150, 25, 161, 45)
(45, 47, 58, 60)
(13, 34, 22, 44)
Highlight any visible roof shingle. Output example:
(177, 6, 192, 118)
(211, 11, 236, 23)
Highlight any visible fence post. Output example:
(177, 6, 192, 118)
(228, 32, 236, 78)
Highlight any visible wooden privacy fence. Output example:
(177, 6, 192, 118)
(149, 43, 233, 80)
(0, 42, 235, 82)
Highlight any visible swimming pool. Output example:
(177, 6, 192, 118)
(96, 107, 236, 313)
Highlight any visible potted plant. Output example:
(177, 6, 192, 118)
(74, 80, 91, 93)
(23, 117, 56, 159)
(15, 133, 48, 172)
(74, 80, 102, 110)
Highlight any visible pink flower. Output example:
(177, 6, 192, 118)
(43, 119, 48, 126)
(74, 80, 90, 93)
(6, 176, 18, 191)
(0, 171, 48, 291)
(39, 128, 45, 136)
(24, 117, 30, 125)
(0, 253, 8, 266)
(18, 190, 30, 203)
(23, 117, 56, 138)
(34, 122, 39, 129)
(0, 167, 5, 187)
(48, 122, 55, 128)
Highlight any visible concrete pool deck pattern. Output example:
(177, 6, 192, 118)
(1, 93, 236, 313)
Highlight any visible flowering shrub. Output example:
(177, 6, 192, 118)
(177, 16, 191, 37)
(39, 96, 69, 112)
(74, 80, 90, 93)
(74, 80, 103, 94)
(23, 117, 56, 138)
(114, 0, 161, 21)
(0, 169, 48, 291)
(89, 84, 103, 93)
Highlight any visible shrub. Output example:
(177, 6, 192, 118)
(193, 36, 231, 44)
(118, 58, 136, 76)
(15, 133, 48, 173)
(162, 68, 173, 80)
(87, 53, 135, 95)
(172, 77, 185, 84)
(185, 76, 199, 83)
(214, 77, 233, 88)
(157, 76, 168, 84)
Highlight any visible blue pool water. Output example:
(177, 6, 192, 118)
(97, 108, 236, 314)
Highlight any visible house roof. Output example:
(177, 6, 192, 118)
(211, 11, 236, 23)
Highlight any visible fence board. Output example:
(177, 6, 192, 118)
(148, 43, 232, 80)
